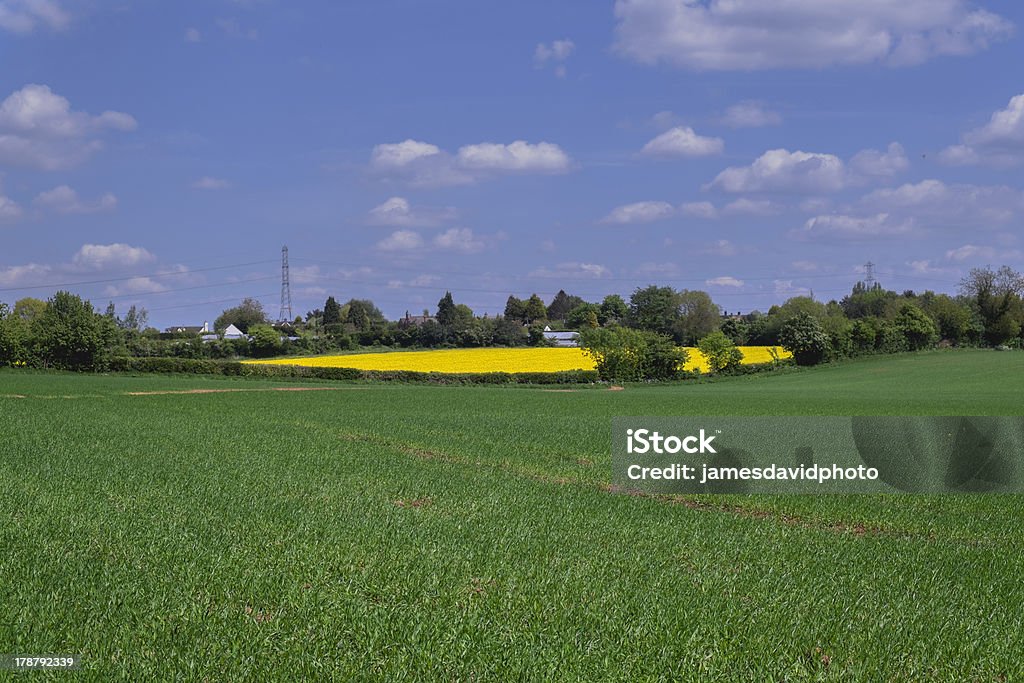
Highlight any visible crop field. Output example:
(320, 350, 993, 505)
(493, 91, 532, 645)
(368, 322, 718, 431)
(245, 344, 791, 374)
(2, 349, 1023, 680)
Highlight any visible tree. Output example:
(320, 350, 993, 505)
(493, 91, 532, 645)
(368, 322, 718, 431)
(247, 324, 283, 358)
(599, 294, 628, 325)
(0, 303, 31, 366)
(547, 290, 584, 322)
(720, 317, 749, 345)
(959, 266, 1024, 346)
(504, 295, 525, 323)
(120, 305, 148, 332)
(215, 298, 268, 333)
(892, 302, 939, 351)
(13, 297, 46, 323)
(32, 291, 117, 370)
(779, 313, 830, 366)
(580, 327, 688, 382)
(627, 285, 678, 336)
(673, 290, 720, 345)
(566, 303, 601, 330)
(921, 294, 973, 345)
(323, 296, 342, 326)
(841, 282, 898, 319)
(436, 291, 457, 328)
(697, 331, 744, 373)
(523, 294, 547, 324)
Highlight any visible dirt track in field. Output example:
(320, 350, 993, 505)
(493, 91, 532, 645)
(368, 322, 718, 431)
(124, 387, 349, 396)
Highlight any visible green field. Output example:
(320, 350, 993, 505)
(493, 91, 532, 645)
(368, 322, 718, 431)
(2, 350, 1023, 680)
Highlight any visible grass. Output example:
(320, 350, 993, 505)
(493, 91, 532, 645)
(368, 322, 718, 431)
(1, 349, 1023, 680)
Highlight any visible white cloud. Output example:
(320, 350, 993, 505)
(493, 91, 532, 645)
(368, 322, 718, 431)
(376, 230, 424, 252)
(849, 142, 909, 178)
(791, 260, 819, 272)
(103, 277, 168, 297)
(774, 279, 811, 297)
(433, 228, 484, 253)
(860, 179, 1024, 226)
(33, 185, 117, 213)
(456, 141, 571, 172)
(706, 276, 744, 288)
(721, 101, 781, 128)
(679, 201, 718, 219)
(535, 39, 575, 76)
(636, 262, 680, 276)
(529, 262, 610, 279)
(367, 196, 456, 228)
(184, 27, 201, 42)
(613, 0, 1013, 70)
(0, 84, 137, 170)
(0, 194, 22, 220)
(799, 198, 833, 213)
(72, 243, 155, 270)
(946, 244, 999, 262)
(371, 139, 442, 170)
(0, 262, 51, 286)
(535, 39, 575, 64)
(640, 126, 724, 158)
(711, 145, 904, 195)
(601, 200, 675, 224)
(709, 149, 846, 193)
(796, 213, 913, 239)
(191, 176, 230, 190)
(0, 0, 70, 33)
(703, 239, 736, 257)
(940, 94, 1024, 166)
(371, 138, 571, 187)
(722, 198, 781, 216)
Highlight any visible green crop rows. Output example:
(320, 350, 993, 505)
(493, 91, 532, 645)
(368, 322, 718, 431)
(2, 349, 1023, 680)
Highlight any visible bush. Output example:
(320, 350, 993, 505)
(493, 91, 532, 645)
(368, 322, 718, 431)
(105, 357, 598, 385)
(697, 331, 744, 373)
(779, 313, 830, 366)
(580, 327, 688, 382)
(893, 303, 939, 351)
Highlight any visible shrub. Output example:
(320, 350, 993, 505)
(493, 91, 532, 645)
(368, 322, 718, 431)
(580, 327, 688, 382)
(893, 303, 939, 351)
(697, 331, 744, 373)
(779, 313, 830, 366)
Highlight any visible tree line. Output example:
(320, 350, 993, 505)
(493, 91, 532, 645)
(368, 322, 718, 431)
(1, 265, 1021, 372)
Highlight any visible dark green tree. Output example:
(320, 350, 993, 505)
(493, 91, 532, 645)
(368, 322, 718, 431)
(32, 291, 117, 370)
(546, 290, 584, 322)
(436, 291, 457, 328)
(697, 331, 744, 373)
(504, 295, 525, 323)
(674, 290, 720, 345)
(323, 296, 342, 326)
(627, 285, 678, 336)
(599, 294, 628, 325)
(523, 294, 548, 324)
(580, 327, 688, 382)
(779, 313, 830, 366)
(215, 297, 268, 333)
(893, 302, 939, 350)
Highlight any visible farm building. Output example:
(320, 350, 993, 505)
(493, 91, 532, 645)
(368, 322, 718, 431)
(542, 326, 580, 348)
(222, 324, 246, 340)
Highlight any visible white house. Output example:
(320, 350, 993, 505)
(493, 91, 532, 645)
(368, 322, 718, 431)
(543, 326, 580, 348)
(223, 323, 245, 340)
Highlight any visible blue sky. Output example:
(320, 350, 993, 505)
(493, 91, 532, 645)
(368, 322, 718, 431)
(1, 0, 1023, 327)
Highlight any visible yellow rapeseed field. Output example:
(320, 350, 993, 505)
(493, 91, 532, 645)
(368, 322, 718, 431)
(246, 346, 791, 374)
